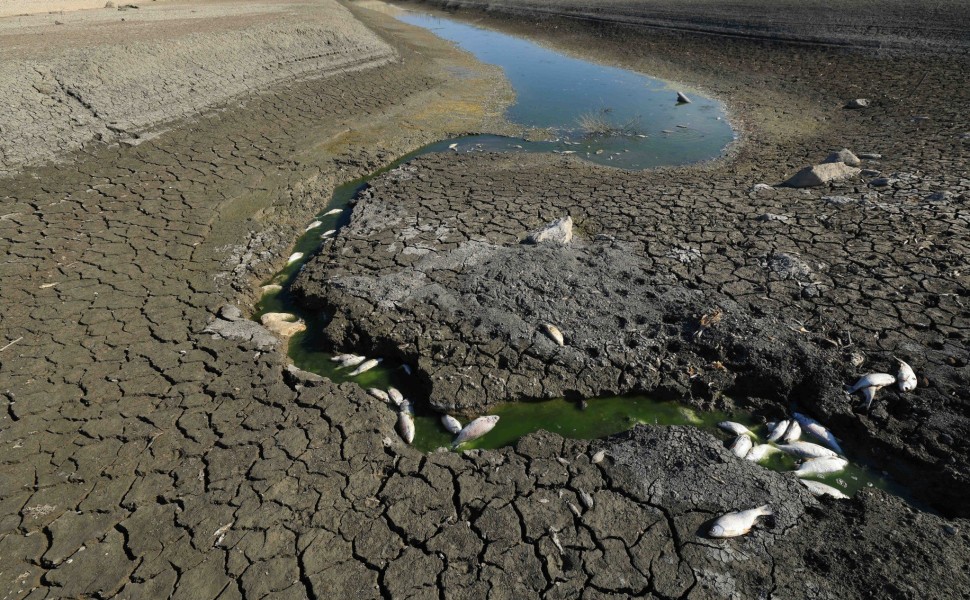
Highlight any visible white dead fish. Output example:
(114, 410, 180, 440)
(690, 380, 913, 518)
(323, 208, 343, 217)
(718, 421, 755, 437)
(591, 449, 607, 464)
(387, 387, 405, 407)
(745, 444, 779, 462)
(729, 435, 753, 458)
(397, 411, 415, 444)
(349, 358, 381, 376)
(708, 505, 772, 538)
(800, 479, 849, 499)
(846, 373, 895, 394)
(401, 364, 412, 376)
(793, 413, 843, 454)
(541, 323, 565, 346)
(320, 229, 337, 238)
(305, 220, 322, 231)
(795, 457, 848, 477)
(453, 415, 500, 447)
(781, 420, 801, 443)
(776, 441, 838, 459)
(676, 91, 692, 104)
(766, 420, 791, 443)
(895, 358, 917, 392)
(448, 143, 458, 150)
(287, 252, 304, 264)
(367, 388, 390, 403)
(331, 354, 354, 362)
(441, 415, 462, 434)
(337, 355, 367, 369)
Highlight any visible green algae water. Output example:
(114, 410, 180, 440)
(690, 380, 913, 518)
(251, 15, 907, 503)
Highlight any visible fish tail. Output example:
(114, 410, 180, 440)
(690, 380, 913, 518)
(757, 505, 773, 517)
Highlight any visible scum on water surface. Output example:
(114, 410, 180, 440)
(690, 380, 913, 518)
(253, 12, 909, 503)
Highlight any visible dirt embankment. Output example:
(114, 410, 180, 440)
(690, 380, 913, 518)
(0, 0, 396, 178)
(402, 0, 970, 51)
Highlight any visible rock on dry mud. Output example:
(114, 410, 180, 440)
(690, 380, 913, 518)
(782, 161, 862, 187)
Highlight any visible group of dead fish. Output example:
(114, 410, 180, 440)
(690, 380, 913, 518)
(709, 358, 917, 539)
(329, 352, 500, 447)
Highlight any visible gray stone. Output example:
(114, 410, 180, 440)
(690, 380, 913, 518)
(204, 317, 278, 350)
(218, 305, 243, 321)
(524, 216, 573, 245)
(822, 148, 861, 167)
(783, 162, 861, 187)
(858, 152, 883, 160)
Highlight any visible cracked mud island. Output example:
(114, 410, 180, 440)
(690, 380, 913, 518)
(1, 0, 968, 598)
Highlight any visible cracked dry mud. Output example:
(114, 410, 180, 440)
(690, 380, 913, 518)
(2, 0, 970, 599)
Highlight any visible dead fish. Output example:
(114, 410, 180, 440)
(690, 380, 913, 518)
(895, 358, 917, 392)
(323, 208, 343, 216)
(401, 364, 413, 376)
(367, 388, 390, 403)
(441, 414, 462, 434)
(745, 444, 779, 462)
(305, 220, 322, 231)
(730, 435, 753, 458)
(397, 411, 415, 444)
(795, 457, 848, 477)
(337, 355, 367, 369)
(708, 505, 772, 538)
(399, 400, 413, 415)
(766, 420, 791, 443)
(320, 229, 337, 238)
(448, 143, 458, 150)
(718, 421, 755, 437)
(782, 420, 801, 443)
(331, 354, 355, 362)
(287, 252, 304, 264)
(349, 358, 381, 376)
(800, 479, 849, 499)
(846, 373, 895, 394)
(793, 413, 843, 454)
(591, 449, 607, 464)
(776, 441, 838, 459)
(579, 490, 594, 509)
(387, 387, 405, 407)
(453, 415, 500, 447)
(676, 91, 692, 104)
(541, 323, 565, 346)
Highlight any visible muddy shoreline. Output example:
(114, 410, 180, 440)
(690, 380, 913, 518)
(1, 0, 968, 597)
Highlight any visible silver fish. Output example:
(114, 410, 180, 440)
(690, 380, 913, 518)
(397, 411, 415, 444)
(453, 415, 500, 446)
(782, 420, 801, 443)
(895, 358, 917, 392)
(793, 413, 843, 454)
(331, 354, 354, 362)
(708, 505, 772, 538)
(367, 388, 390, 403)
(745, 444, 778, 462)
(795, 457, 848, 477)
(800, 479, 849, 499)
(323, 208, 343, 216)
(846, 373, 895, 394)
(777, 441, 838, 459)
(387, 387, 405, 407)
(338, 355, 367, 369)
(349, 358, 381, 376)
(401, 364, 413, 376)
(320, 229, 337, 238)
(305, 220, 322, 231)
(718, 421, 755, 437)
(287, 252, 304, 264)
(730, 435, 753, 458)
(541, 323, 565, 346)
(767, 420, 791, 443)
(441, 415, 462, 434)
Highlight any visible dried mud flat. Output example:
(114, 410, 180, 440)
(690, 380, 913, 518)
(2, 0, 970, 599)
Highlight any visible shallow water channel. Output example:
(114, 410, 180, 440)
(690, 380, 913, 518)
(254, 12, 905, 501)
